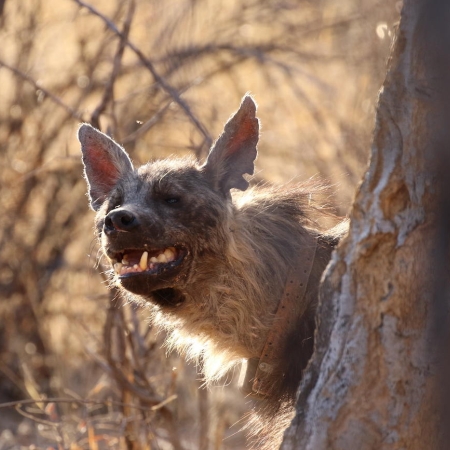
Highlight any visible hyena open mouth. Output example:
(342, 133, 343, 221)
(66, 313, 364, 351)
(107, 244, 190, 302)
(108, 246, 187, 278)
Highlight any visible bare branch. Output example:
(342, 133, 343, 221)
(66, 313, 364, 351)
(0, 59, 84, 121)
(122, 99, 172, 145)
(90, 0, 135, 131)
(0, 396, 176, 411)
(73, 0, 212, 150)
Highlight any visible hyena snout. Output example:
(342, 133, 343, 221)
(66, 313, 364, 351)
(104, 208, 139, 234)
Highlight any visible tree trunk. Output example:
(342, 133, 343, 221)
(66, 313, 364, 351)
(281, 0, 450, 448)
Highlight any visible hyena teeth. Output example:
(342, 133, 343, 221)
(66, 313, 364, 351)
(133, 264, 138, 269)
(150, 256, 158, 263)
(114, 262, 122, 274)
(122, 258, 129, 265)
(139, 251, 148, 270)
(157, 253, 168, 263)
(164, 247, 175, 262)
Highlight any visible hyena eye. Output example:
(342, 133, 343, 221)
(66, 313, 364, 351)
(165, 197, 180, 205)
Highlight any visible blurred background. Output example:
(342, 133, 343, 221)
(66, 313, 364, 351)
(0, 0, 399, 448)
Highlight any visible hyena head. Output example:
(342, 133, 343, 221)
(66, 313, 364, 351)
(79, 97, 265, 369)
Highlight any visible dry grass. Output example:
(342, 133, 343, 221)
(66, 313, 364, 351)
(0, 0, 398, 448)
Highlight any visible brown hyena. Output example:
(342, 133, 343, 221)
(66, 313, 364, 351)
(79, 96, 346, 448)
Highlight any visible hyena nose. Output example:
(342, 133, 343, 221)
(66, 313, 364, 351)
(104, 209, 138, 233)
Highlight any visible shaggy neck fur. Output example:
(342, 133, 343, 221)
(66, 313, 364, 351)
(148, 183, 344, 403)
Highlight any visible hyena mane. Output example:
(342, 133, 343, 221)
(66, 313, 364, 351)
(79, 95, 347, 449)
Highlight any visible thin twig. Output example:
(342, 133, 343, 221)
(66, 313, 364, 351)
(121, 83, 193, 147)
(162, 43, 344, 63)
(0, 396, 176, 411)
(15, 405, 59, 427)
(103, 292, 167, 407)
(90, 0, 135, 130)
(0, 59, 84, 121)
(73, 0, 212, 150)
(122, 99, 173, 145)
(198, 380, 209, 450)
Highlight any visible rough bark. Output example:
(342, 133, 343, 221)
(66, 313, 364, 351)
(281, 0, 449, 448)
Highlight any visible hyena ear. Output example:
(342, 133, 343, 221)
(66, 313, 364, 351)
(78, 124, 134, 211)
(203, 95, 259, 196)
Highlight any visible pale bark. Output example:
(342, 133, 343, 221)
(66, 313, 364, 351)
(282, 0, 449, 448)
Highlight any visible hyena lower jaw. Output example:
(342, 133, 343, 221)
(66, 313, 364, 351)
(107, 245, 189, 304)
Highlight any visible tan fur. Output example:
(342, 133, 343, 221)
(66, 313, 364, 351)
(132, 182, 341, 382)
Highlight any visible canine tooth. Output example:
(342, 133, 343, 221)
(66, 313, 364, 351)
(150, 256, 158, 263)
(164, 247, 175, 262)
(140, 251, 148, 270)
(114, 263, 122, 274)
(157, 253, 167, 263)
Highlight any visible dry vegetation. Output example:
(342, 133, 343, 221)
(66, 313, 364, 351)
(0, 0, 398, 448)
